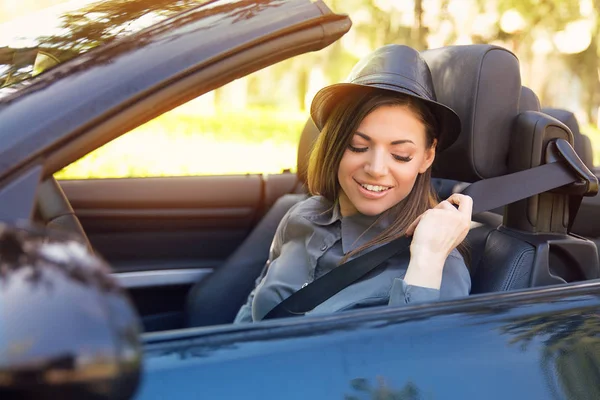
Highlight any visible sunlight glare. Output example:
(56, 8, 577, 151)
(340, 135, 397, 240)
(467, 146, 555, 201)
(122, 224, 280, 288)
(553, 19, 592, 54)
(500, 9, 526, 34)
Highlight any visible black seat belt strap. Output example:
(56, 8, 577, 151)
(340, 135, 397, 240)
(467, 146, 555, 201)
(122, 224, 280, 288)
(264, 236, 411, 319)
(462, 162, 578, 214)
(463, 138, 598, 230)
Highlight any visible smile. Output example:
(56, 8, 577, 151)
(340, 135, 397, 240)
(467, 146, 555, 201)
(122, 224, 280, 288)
(360, 183, 391, 192)
(354, 179, 393, 198)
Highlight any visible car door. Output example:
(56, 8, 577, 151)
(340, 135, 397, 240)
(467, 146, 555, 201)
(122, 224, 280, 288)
(137, 282, 600, 399)
(59, 171, 299, 330)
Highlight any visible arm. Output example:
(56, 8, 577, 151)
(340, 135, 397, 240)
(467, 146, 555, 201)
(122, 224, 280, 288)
(233, 261, 270, 323)
(233, 203, 294, 323)
(388, 249, 470, 305)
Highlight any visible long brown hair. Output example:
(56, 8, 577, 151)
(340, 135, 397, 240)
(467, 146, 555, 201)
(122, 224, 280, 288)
(307, 90, 470, 265)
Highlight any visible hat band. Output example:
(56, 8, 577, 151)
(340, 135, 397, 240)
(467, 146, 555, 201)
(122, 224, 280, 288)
(355, 81, 433, 102)
(351, 74, 435, 100)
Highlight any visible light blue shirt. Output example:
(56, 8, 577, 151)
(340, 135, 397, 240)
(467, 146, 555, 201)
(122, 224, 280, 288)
(234, 196, 470, 322)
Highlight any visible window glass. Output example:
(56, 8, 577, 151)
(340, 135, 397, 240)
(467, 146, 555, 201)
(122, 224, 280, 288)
(55, 52, 323, 179)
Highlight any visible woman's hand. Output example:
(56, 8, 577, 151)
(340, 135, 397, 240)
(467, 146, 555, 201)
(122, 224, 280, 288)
(403, 194, 472, 289)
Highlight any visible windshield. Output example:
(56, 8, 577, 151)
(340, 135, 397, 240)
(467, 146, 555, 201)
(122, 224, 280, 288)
(0, 0, 211, 89)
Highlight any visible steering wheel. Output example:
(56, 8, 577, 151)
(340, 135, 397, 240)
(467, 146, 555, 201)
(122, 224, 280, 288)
(36, 177, 93, 251)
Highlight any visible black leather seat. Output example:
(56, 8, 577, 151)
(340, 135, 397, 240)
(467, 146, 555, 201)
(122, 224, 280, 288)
(434, 85, 542, 273)
(543, 108, 594, 169)
(422, 45, 598, 293)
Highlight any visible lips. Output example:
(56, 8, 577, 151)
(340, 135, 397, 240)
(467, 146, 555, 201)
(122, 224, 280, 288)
(354, 179, 393, 199)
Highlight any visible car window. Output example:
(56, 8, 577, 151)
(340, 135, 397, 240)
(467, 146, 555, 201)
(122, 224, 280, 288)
(54, 52, 320, 179)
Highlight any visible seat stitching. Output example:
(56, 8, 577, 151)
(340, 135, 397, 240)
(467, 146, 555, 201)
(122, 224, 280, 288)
(502, 248, 535, 291)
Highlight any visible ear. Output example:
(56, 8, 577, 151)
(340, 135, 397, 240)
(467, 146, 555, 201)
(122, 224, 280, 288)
(419, 139, 437, 173)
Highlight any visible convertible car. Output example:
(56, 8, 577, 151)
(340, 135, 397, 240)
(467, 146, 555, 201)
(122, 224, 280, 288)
(2, 0, 600, 399)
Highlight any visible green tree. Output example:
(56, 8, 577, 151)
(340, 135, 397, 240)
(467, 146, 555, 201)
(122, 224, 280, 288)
(495, 0, 600, 124)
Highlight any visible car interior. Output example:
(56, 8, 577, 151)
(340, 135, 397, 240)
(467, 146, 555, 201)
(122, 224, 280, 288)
(37, 44, 600, 333)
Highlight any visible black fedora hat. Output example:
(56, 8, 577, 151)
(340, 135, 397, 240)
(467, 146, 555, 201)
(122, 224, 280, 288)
(310, 44, 461, 151)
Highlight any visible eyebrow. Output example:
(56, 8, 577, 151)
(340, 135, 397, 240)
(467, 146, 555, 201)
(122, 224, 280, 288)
(355, 131, 415, 145)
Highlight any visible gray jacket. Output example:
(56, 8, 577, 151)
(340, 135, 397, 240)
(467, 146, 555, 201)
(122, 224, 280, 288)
(234, 196, 470, 323)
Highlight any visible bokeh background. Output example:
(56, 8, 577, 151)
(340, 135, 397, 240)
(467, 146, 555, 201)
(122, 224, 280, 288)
(1, 0, 599, 178)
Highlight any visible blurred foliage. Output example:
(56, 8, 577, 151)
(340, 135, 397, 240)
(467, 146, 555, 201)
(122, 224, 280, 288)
(583, 124, 600, 165)
(37, 0, 198, 51)
(56, 107, 308, 179)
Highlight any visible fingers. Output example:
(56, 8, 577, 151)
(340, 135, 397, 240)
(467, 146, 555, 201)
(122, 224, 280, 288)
(436, 200, 456, 211)
(406, 194, 472, 237)
(445, 193, 473, 216)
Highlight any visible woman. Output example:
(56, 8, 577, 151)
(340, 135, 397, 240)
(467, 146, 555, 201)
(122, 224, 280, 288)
(235, 44, 471, 323)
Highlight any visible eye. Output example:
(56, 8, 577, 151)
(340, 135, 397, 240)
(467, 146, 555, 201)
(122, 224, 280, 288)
(393, 154, 413, 162)
(348, 144, 368, 153)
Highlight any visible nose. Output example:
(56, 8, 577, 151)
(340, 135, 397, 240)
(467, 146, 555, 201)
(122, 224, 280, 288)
(364, 148, 388, 177)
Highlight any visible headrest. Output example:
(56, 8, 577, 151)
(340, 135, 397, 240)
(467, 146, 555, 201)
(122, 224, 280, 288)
(520, 86, 541, 112)
(542, 107, 580, 136)
(543, 107, 594, 169)
(297, 118, 320, 185)
(421, 45, 521, 182)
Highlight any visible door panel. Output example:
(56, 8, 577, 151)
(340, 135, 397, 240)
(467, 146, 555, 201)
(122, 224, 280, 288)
(60, 175, 264, 273)
(60, 172, 299, 331)
(113, 269, 211, 332)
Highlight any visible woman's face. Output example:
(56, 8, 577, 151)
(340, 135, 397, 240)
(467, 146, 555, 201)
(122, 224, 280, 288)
(337, 104, 436, 217)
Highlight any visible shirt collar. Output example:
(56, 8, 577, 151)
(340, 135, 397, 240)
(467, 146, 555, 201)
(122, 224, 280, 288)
(303, 197, 342, 226)
(303, 196, 395, 254)
(341, 211, 392, 255)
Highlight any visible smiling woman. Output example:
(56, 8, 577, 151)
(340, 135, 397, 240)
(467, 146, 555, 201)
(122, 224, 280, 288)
(232, 44, 472, 323)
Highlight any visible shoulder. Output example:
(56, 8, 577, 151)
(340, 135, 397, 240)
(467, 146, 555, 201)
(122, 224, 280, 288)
(276, 195, 333, 239)
(283, 195, 334, 225)
(288, 195, 332, 217)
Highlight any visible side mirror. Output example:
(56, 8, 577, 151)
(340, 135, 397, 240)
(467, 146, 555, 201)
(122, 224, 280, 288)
(0, 223, 142, 399)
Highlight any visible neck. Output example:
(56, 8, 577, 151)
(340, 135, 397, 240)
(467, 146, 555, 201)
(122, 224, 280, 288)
(338, 192, 358, 217)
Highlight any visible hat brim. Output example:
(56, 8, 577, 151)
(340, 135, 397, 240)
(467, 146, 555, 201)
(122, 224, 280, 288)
(310, 83, 461, 152)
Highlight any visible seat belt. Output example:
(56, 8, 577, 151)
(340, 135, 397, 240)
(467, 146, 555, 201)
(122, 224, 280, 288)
(462, 138, 598, 231)
(263, 139, 598, 320)
(264, 236, 412, 319)
(463, 163, 576, 214)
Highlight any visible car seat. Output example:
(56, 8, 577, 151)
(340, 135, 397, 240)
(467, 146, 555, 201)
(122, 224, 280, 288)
(421, 45, 598, 293)
(543, 108, 594, 170)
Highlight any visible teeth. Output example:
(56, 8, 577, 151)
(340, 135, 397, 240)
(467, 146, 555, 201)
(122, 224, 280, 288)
(361, 184, 389, 192)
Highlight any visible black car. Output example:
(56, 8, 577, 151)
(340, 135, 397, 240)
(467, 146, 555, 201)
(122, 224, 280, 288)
(2, 1, 600, 399)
